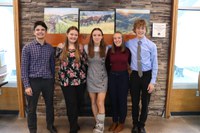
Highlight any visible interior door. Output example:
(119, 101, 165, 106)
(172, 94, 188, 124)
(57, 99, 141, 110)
(167, 0, 200, 117)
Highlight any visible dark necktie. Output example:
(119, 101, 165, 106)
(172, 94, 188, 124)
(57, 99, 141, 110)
(137, 41, 143, 77)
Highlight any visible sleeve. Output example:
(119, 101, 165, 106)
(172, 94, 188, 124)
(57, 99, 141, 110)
(80, 49, 88, 73)
(50, 47, 55, 81)
(55, 47, 63, 58)
(127, 48, 131, 65)
(106, 45, 111, 55)
(150, 44, 158, 84)
(105, 48, 111, 75)
(125, 40, 129, 48)
(83, 45, 88, 54)
(21, 45, 30, 89)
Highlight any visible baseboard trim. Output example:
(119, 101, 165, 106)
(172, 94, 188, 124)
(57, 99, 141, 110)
(171, 112, 200, 116)
(0, 110, 19, 115)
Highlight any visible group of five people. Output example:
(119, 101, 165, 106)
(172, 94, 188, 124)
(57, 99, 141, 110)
(21, 18, 158, 133)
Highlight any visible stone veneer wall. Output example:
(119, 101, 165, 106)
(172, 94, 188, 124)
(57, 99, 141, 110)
(20, 0, 172, 117)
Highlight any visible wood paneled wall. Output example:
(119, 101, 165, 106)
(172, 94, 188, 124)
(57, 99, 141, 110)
(46, 34, 135, 47)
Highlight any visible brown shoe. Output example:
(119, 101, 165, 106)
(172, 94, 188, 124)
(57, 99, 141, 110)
(108, 122, 118, 131)
(114, 123, 124, 133)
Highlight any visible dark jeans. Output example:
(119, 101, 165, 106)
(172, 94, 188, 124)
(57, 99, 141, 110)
(26, 78, 55, 132)
(108, 70, 129, 123)
(130, 70, 151, 128)
(61, 84, 85, 133)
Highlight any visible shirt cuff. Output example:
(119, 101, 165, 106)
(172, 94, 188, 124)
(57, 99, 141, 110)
(150, 79, 156, 84)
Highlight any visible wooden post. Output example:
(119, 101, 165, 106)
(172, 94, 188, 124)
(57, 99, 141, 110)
(14, 0, 25, 118)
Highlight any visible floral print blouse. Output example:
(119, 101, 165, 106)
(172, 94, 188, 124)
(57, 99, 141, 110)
(56, 47, 87, 87)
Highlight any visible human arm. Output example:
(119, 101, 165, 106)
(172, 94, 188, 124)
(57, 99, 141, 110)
(21, 45, 32, 95)
(150, 44, 158, 84)
(127, 48, 131, 65)
(50, 47, 55, 81)
(80, 48, 88, 73)
(55, 43, 64, 58)
(148, 44, 158, 93)
(105, 48, 111, 74)
(79, 44, 84, 53)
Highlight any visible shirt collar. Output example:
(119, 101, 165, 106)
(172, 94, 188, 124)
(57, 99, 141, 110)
(135, 36, 148, 46)
(33, 39, 47, 46)
(137, 36, 146, 43)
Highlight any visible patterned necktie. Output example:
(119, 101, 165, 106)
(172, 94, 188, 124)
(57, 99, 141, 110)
(137, 41, 143, 77)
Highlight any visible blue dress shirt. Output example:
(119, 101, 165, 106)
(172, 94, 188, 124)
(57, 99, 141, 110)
(126, 36, 158, 84)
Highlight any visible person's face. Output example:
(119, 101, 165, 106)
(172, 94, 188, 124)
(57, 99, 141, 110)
(34, 25, 47, 40)
(113, 33, 122, 47)
(92, 30, 103, 45)
(67, 29, 78, 44)
(135, 26, 146, 39)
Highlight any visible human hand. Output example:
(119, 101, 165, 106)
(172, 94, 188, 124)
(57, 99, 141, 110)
(57, 43, 65, 49)
(147, 83, 154, 94)
(79, 44, 84, 53)
(25, 87, 33, 96)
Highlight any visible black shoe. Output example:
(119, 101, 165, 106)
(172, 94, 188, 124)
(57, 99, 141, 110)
(29, 129, 36, 133)
(47, 125, 57, 133)
(70, 131, 78, 133)
(132, 126, 139, 133)
(78, 125, 80, 130)
(139, 127, 146, 133)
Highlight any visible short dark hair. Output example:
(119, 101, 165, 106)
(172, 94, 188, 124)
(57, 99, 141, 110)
(33, 21, 48, 31)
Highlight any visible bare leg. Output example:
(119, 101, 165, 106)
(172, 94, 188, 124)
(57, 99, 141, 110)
(89, 92, 98, 120)
(96, 92, 106, 114)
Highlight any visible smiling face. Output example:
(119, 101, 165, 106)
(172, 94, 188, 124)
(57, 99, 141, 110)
(113, 32, 122, 47)
(133, 19, 147, 39)
(67, 29, 79, 44)
(92, 30, 103, 45)
(34, 25, 47, 40)
(135, 26, 146, 39)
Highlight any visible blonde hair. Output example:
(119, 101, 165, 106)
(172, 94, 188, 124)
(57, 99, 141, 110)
(133, 19, 148, 34)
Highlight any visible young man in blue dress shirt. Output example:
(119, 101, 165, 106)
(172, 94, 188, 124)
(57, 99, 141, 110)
(126, 19, 158, 133)
(21, 21, 57, 133)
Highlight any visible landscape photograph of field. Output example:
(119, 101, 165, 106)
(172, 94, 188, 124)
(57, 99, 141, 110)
(79, 11, 115, 34)
(44, 8, 79, 34)
(116, 9, 150, 34)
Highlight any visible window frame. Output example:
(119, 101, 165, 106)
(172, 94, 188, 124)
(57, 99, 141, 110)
(0, 0, 25, 117)
(166, 0, 200, 118)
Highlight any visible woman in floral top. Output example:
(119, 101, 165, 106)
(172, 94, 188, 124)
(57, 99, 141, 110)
(55, 26, 87, 133)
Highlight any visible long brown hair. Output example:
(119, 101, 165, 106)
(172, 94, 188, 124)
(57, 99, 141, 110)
(111, 31, 126, 53)
(88, 28, 106, 58)
(60, 26, 80, 62)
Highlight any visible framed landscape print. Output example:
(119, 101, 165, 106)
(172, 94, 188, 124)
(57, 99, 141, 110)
(116, 9, 150, 34)
(79, 11, 115, 34)
(44, 8, 79, 34)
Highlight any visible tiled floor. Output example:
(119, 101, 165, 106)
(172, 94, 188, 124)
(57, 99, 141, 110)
(0, 114, 200, 133)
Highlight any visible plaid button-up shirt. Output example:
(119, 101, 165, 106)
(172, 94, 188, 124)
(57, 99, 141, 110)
(21, 39, 55, 89)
